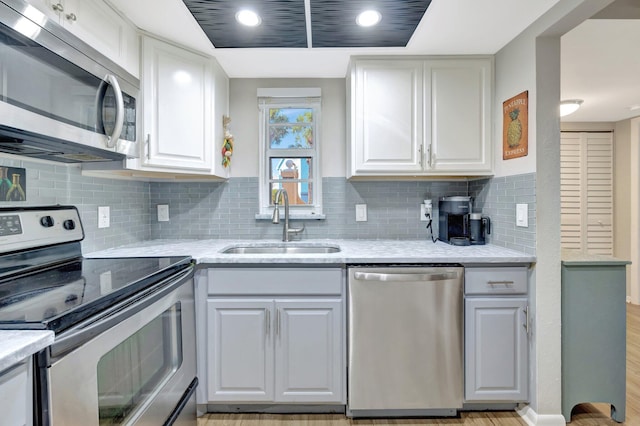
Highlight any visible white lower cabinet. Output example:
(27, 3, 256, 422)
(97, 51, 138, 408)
(205, 268, 345, 405)
(0, 361, 32, 426)
(464, 267, 529, 402)
(464, 298, 528, 401)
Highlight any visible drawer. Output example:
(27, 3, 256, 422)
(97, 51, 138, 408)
(208, 267, 343, 295)
(465, 266, 528, 295)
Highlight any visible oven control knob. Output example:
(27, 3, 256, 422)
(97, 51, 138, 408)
(40, 216, 54, 227)
(63, 219, 76, 230)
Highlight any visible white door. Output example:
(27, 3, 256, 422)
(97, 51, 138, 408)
(351, 60, 424, 174)
(425, 59, 492, 173)
(274, 299, 343, 403)
(464, 298, 528, 402)
(560, 132, 614, 255)
(142, 37, 213, 171)
(207, 299, 274, 402)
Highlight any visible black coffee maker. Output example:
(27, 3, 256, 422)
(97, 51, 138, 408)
(438, 196, 472, 245)
(469, 213, 491, 245)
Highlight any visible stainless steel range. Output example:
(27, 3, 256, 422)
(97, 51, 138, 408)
(0, 206, 197, 426)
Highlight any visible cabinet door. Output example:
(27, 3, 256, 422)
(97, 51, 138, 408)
(274, 299, 344, 403)
(142, 37, 213, 171)
(207, 299, 274, 402)
(465, 298, 528, 402)
(350, 60, 424, 175)
(0, 361, 31, 426)
(425, 59, 492, 174)
(28, 0, 139, 76)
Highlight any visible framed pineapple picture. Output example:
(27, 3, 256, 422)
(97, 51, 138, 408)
(502, 91, 528, 160)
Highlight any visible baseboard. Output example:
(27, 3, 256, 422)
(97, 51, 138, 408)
(517, 404, 567, 425)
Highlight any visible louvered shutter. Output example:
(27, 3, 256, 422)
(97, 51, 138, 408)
(560, 132, 613, 255)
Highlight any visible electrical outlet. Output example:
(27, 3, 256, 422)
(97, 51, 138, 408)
(516, 203, 528, 227)
(98, 206, 110, 228)
(420, 204, 427, 221)
(157, 204, 169, 222)
(355, 204, 367, 222)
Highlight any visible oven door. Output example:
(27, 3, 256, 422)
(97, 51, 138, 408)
(42, 267, 196, 426)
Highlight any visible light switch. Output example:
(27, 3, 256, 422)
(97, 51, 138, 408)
(516, 203, 528, 227)
(157, 204, 169, 222)
(355, 204, 367, 222)
(98, 206, 110, 228)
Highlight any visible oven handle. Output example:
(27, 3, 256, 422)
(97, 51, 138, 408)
(49, 265, 194, 362)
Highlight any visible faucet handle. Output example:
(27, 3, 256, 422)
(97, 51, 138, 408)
(288, 223, 305, 235)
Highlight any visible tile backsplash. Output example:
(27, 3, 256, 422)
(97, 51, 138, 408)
(470, 173, 536, 254)
(0, 155, 536, 255)
(0, 157, 150, 253)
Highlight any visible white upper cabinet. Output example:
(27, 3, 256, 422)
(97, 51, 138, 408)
(425, 59, 492, 174)
(131, 35, 229, 176)
(349, 60, 424, 174)
(27, 0, 139, 76)
(347, 57, 493, 177)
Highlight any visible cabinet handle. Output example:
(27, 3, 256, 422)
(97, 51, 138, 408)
(265, 309, 270, 337)
(523, 306, 529, 336)
(276, 309, 280, 338)
(65, 12, 76, 21)
(145, 134, 151, 160)
(52, 3, 64, 12)
(487, 280, 515, 286)
(418, 145, 423, 167)
(430, 146, 435, 167)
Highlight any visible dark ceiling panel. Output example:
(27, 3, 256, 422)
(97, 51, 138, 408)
(182, 0, 307, 48)
(310, 0, 432, 48)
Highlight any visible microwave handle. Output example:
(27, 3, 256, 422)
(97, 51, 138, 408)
(104, 74, 124, 148)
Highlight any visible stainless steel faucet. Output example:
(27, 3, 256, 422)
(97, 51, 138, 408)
(272, 189, 305, 242)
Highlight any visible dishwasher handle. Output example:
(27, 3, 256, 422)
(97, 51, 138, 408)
(353, 271, 460, 282)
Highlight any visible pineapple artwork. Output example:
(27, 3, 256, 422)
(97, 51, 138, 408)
(502, 91, 528, 160)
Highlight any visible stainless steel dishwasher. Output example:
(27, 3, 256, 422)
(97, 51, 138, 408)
(347, 266, 464, 417)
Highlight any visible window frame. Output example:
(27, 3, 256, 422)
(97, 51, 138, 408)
(257, 88, 324, 219)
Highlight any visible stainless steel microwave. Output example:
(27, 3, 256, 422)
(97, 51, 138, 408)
(0, 0, 140, 163)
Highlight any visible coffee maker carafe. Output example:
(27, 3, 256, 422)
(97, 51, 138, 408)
(438, 196, 472, 245)
(469, 213, 491, 245)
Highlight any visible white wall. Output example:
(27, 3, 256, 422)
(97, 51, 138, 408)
(228, 78, 346, 177)
(494, 0, 614, 424)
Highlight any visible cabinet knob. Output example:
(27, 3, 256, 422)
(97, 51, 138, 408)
(52, 3, 64, 12)
(65, 12, 76, 21)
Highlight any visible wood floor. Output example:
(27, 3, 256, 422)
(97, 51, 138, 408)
(198, 304, 640, 425)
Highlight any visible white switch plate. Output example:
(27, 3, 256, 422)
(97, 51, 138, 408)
(157, 204, 170, 222)
(355, 204, 367, 222)
(98, 206, 110, 228)
(516, 203, 528, 227)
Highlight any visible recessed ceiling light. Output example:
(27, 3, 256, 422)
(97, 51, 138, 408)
(356, 10, 382, 27)
(560, 99, 583, 117)
(629, 105, 640, 112)
(235, 9, 261, 27)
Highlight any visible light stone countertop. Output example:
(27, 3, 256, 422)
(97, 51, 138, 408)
(86, 239, 535, 265)
(0, 330, 53, 373)
(561, 249, 630, 266)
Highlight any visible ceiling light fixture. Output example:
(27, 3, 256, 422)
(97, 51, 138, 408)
(235, 9, 261, 27)
(560, 99, 583, 117)
(356, 10, 382, 27)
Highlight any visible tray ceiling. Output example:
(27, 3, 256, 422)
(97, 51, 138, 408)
(181, 0, 432, 48)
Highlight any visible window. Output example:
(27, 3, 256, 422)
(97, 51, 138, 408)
(257, 88, 323, 218)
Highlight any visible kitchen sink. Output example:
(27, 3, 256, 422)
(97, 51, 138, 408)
(220, 244, 341, 254)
